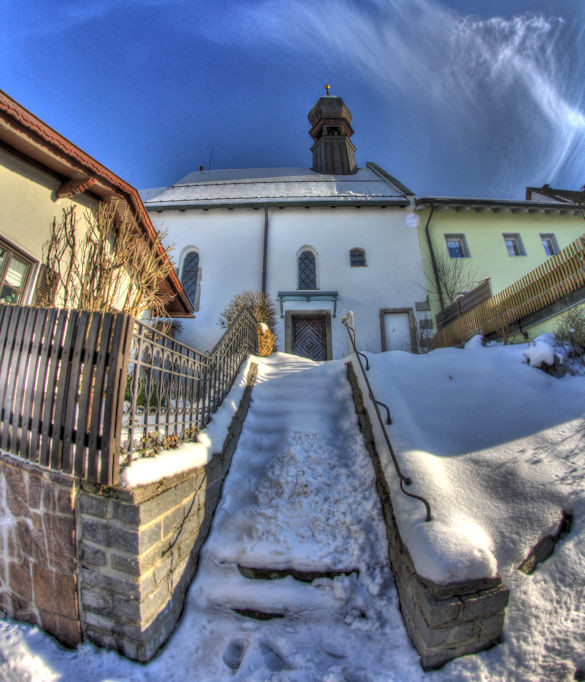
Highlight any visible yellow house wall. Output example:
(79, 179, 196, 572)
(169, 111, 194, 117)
(0, 147, 96, 303)
(417, 206, 584, 323)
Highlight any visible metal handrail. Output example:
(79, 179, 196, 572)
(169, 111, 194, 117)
(343, 319, 432, 522)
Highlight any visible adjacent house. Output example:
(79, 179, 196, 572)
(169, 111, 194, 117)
(0, 90, 193, 318)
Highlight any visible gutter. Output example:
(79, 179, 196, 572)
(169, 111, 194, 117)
(262, 208, 269, 294)
(424, 203, 444, 311)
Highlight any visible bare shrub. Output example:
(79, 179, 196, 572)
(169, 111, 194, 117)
(555, 306, 585, 358)
(218, 289, 277, 333)
(42, 202, 175, 319)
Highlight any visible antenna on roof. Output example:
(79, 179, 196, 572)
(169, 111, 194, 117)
(208, 146, 214, 171)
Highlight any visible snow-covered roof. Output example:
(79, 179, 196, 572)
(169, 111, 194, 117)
(140, 163, 412, 209)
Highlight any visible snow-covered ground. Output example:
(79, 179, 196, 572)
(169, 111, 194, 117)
(0, 343, 584, 680)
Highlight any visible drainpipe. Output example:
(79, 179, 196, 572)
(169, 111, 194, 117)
(261, 208, 269, 294)
(424, 203, 444, 311)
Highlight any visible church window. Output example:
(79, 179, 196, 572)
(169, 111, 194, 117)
(181, 250, 201, 311)
(350, 248, 367, 267)
(298, 250, 317, 290)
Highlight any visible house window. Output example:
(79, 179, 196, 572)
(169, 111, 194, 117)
(503, 233, 526, 256)
(445, 234, 470, 258)
(349, 248, 367, 267)
(298, 250, 317, 289)
(0, 240, 34, 305)
(540, 234, 559, 257)
(181, 250, 201, 311)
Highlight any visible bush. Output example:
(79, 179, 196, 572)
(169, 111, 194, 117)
(218, 289, 277, 333)
(554, 307, 585, 358)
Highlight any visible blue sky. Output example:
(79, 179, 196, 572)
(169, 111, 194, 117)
(2, 0, 584, 198)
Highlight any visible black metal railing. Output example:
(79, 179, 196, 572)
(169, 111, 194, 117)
(121, 309, 258, 457)
(343, 318, 432, 521)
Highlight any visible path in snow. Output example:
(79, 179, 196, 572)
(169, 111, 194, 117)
(183, 353, 416, 677)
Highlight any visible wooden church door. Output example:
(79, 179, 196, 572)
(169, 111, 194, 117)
(292, 316, 327, 361)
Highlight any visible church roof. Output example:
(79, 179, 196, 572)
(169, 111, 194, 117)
(140, 163, 412, 209)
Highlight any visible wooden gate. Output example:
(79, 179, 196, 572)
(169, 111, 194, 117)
(292, 316, 327, 360)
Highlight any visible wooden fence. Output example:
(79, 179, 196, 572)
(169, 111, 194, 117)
(0, 306, 133, 485)
(435, 278, 493, 330)
(0, 304, 258, 486)
(433, 234, 585, 347)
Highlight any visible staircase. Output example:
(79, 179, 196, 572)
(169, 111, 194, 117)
(185, 354, 400, 673)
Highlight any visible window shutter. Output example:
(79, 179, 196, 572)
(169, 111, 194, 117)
(34, 264, 53, 307)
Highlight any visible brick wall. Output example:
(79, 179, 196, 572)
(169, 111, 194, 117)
(346, 362, 509, 670)
(77, 361, 258, 661)
(0, 453, 81, 646)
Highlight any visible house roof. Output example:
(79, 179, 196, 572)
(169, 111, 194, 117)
(0, 90, 193, 317)
(140, 162, 413, 210)
(415, 196, 582, 215)
(525, 185, 585, 204)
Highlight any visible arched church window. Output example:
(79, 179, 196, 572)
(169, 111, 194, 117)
(349, 248, 367, 267)
(298, 250, 317, 290)
(182, 250, 201, 311)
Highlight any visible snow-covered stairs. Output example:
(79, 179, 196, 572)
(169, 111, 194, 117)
(188, 353, 397, 632)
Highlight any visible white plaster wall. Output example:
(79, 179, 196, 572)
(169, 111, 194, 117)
(148, 209, 265, 352)
(266, 206, 425, 358)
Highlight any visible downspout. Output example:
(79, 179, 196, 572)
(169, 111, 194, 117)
(261, 208, 269, 294)
(424, 203, 445, 311)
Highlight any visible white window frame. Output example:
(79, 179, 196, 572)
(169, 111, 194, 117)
(349, 247, 367, 267)
(0, 237, 36, 305)
(296, 245, 319, 290)
(502, 233, 526, 257)
(444, 234, 470, 258)
(540, 233, 559, 257)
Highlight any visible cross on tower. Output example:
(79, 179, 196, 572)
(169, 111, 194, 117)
(324, 83, 331, 95)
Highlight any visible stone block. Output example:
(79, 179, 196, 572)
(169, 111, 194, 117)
(6, 480, 29, 518)
(162, 503, 188, 539)
(31, 564, 55, 613)
(413, 582, 462, 628)
(141, 581, 171, 625)
(461, 587, 509, 621)
(57, 488, 75, 514)
(110, 499, 141, 526)
(52, 571, 78, 619)
(79, 543, 107, 568)
(45, 514, 76, 572)
(41, 485, 57, 513)
(79, 494, 108, 519)
(16, 518, 48, 564)
(111, 592, 141, 622)
(81, 587, 113, 613)
(474, 610, 505, 644)
(27, 475, 42, 509)
(9, 560, 32, 601)
(80, 568, 140, 599)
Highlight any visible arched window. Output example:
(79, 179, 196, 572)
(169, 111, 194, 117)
(349, 248, 367, 267)
(181, 250, 201, 311)
(298, 250, 317, 290)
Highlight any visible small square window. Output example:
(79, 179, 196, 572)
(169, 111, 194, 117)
(444, 234, 470, 258)
(0, 240, 34, 305)
(503, 233, 526, 257)
(349, 248, 367, 267)
(540, 234, 559, 257)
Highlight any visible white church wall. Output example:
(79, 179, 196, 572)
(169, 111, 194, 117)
(148, 208, 264, 353)
(267, 206, 424, 358)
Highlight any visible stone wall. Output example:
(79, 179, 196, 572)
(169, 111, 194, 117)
(0, 452, 81, 647)
(346, 362, 509, 670)
(77, 362, 258, 662)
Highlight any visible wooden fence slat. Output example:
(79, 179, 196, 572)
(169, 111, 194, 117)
(0, 306, 17, 432)
(50, 310, 79, 471)
(40, 309, 68, 467)
(28, 308, 57, 463)
(87, 313, 114, 482)
(11, 308, 39, 455)
(61, 311, 91, 475)
(73, 312, 102, 479)
(1, 307, 27, 452)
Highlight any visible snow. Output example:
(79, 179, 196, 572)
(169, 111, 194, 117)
(119, 357, 254, 487)
(1, 345, 584, 680)
(140, 165, 406, 206)
(522, 333, 558, 368)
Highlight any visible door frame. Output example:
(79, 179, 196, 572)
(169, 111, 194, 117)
(379, 307, 418, 353)
(285, 310, 333, 360)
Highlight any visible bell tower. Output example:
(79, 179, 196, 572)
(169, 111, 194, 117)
(308, 86, 357, 175)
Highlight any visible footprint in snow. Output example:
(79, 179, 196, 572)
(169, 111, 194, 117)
(222, 639, 247, 671)
(259, 640, 292, 672)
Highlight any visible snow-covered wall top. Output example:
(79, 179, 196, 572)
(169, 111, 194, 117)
(140, 165, 408, 208)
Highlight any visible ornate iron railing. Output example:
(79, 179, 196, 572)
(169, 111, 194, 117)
(343, 318, 432, 521)
(121, 309, 258, 457)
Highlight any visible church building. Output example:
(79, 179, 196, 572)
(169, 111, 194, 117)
(141, 93, 428, 359)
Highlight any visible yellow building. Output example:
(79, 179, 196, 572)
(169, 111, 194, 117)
(0, 90, 192, 317)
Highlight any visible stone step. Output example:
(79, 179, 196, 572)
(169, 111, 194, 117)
(237, 564, 359, 583)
